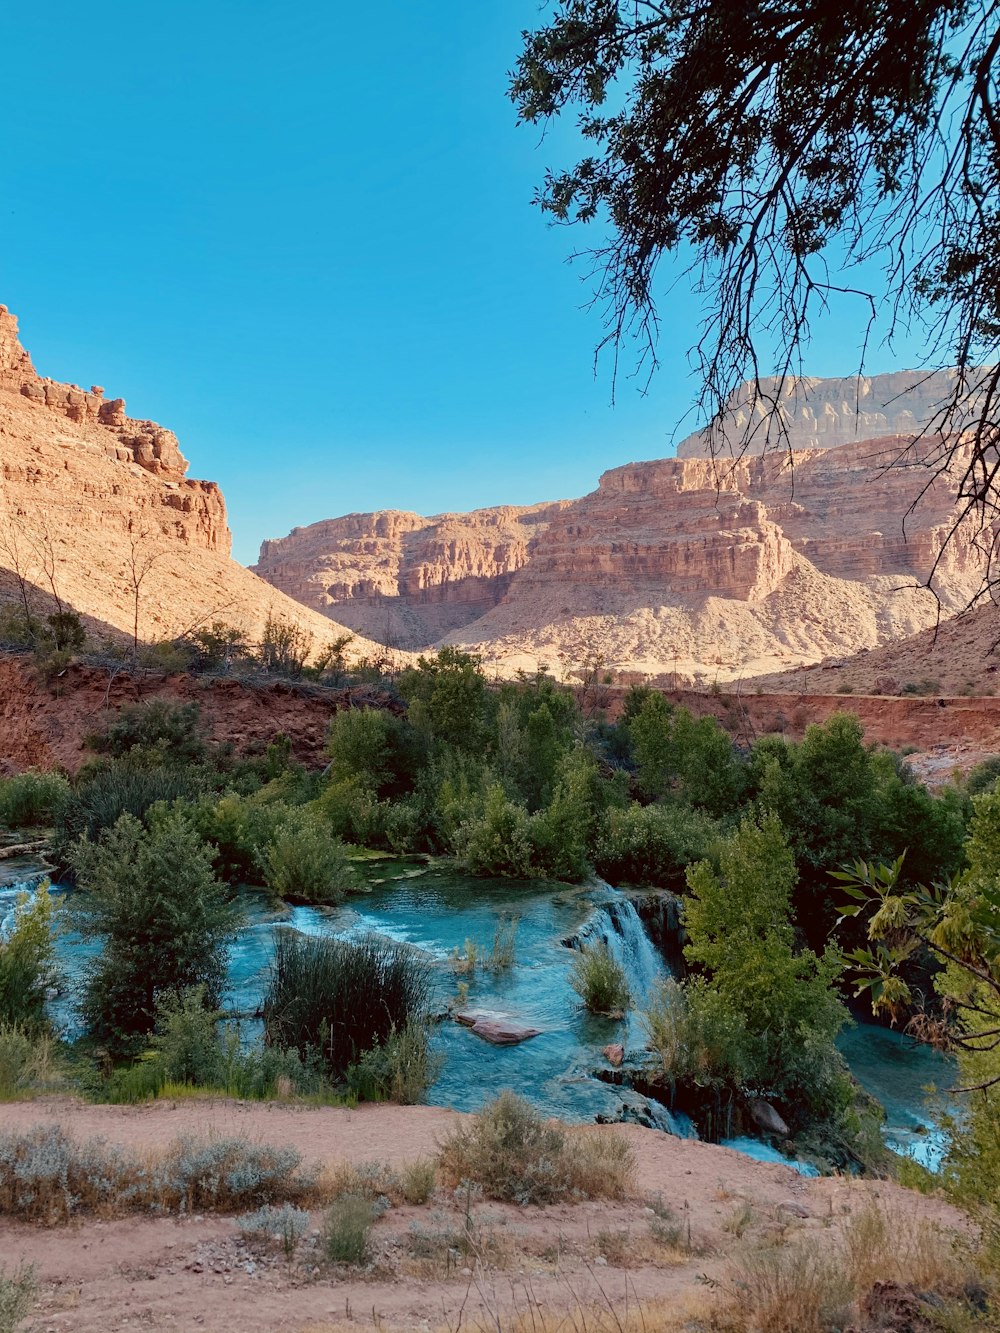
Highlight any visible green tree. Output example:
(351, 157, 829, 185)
(682, 813, 849, 1116)
(511, 2, 1000, 529)
(0, 883, 58, 1030)
(629, 693, 675, 799)
(325, 707, 412, 795)
(399, 647, 489, 752)
(71, 811, 242, 1054)
(839, 787, 1000, 1248)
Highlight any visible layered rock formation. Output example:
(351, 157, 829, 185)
(256, 372, 991, 682)
(675, 367, 985, 458)
(255, 503, 570, 648)
(0, 306, 372, 654)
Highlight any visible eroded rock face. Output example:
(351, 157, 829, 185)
(254, 406, 991, 681)
(0, 305, 188, 478)
(0, 305, 372, 653)
(675, 367, 984, 458)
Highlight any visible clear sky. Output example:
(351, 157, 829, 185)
(0, 1, 921, 565)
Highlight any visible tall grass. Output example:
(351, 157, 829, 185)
(0, 770, 69, 829)
(0, 1024, 64, 1099)
(569, 942, 631, 1015)
(263, 931, 432, 1081)
(0, 1264, 36, 1333)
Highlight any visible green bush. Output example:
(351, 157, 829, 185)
(263, 808, 353, 902)
(569, 942, 631, 1015)
(0, 884, 58, 1031)
(150, 987, 223, 1086)
(87, 700, 206, 765)
(345, 1018, 441, 1104)
(324, 1194, 375, 1265)
(594, 802, 718, 886)
(454, 784, 534, 876)
(184, 792, 288, 885)
(263, 932, 432, 1082)
(71, 811, 242, 1054)
(0, 770, 69, 829)
(57, 758, 206, 846)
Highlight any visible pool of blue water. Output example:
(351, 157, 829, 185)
(0, 856, 957, 1167)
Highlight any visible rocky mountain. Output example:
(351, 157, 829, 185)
(675, 367, 982, 458)
(0, 305, 371, 656)
(255, 372, 991, 683)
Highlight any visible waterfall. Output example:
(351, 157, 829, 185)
(575, 895, 671, 1001)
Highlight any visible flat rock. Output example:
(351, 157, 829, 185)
(460, 1014, 542, 1046)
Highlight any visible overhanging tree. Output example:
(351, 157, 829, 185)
(511, 1, 1000, 562)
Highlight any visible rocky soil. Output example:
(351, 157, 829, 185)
(1, 1098, 968, 1333)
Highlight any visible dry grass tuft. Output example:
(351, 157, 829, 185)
(438, 1090, 635, 1205)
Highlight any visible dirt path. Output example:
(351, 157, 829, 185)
(0, 1097, 968, 1333)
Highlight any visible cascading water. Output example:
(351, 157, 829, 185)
(19, 858, 957, 1169)
(575, 896, 670, 1001)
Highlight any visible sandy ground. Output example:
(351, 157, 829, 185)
(0, 1097, 969, 1333)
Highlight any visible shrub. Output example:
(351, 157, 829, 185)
(237, 1203, 310, 1257)
(437, 1090, 635, 1205)
(643, 977, 751, 1086)
(569, 942, 631, 1015)
(263, 932, 432, 1081)
(324, 1194, 375, 1264)
(0, 884, 58, 1030)
(0, 1264, 36, 1333)
(0, 1024, 63, 1098)
(71, 811, 242, 1054)
(150, 987, 223, 1086)
(0, 770, 69, 828)
(594, 802, 717, 887)
(714, 1241, 853, 1333)
(0, 1123, 315, 1223)
(263, 808, 353, 902)
(57, 759, 206, 846)
(185, 792, 288, 885)
(400, 1157, 437, 1205)
(345, 1018, 441, 1104)
(455, 785, 534, 877)
(88, 701, 206, 765)
(258, 615, 312, 678)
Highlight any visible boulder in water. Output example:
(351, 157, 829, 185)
(454, 1009, 542, 1045)
(602, 1043, 625, 1068)
(748, 1097, 790, 1137)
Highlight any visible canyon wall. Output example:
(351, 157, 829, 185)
(255, 384, 991, 683)
(0, 306, 373, 655)
(674, 367, 983, 458)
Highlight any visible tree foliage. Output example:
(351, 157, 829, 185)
(511, 1, 1000, 550)
(71, 811, 242, 1054)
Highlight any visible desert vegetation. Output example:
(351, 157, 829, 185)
(2, 647, 1000, 1296)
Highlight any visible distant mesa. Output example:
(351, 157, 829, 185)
(254, 368, 990, 685)
(674, 367, 985, 459)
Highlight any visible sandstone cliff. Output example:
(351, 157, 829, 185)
(674, 367, 984, 458)
(255, 393, 991, 684)
(0, 306, 373, 656)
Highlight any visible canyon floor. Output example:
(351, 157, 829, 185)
(4, 1097, 968, 1333)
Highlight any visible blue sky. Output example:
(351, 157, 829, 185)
(0, 2, 921, 564)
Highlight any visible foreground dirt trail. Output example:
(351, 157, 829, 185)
(1, 1098, 969, 1333)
